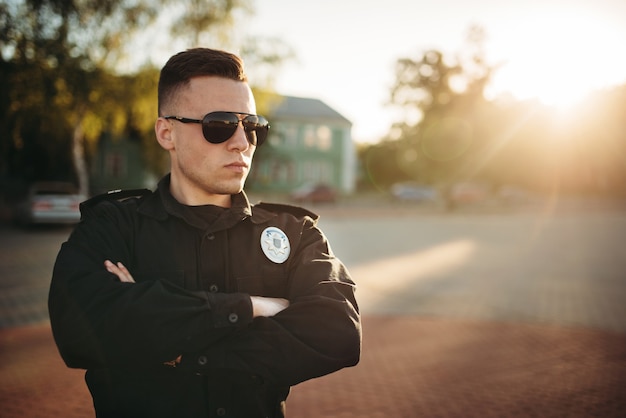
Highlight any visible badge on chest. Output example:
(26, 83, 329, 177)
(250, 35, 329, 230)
(261, 227, 291, 264)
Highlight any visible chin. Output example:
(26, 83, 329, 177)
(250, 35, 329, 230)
(221, 181, 246, 195)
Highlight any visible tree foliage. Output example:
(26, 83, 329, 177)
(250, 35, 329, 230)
(0, 0, 268, 198)
(170, 0, 252, 46)
(363, 26, 626, 198)
(382, 27, 494, 188)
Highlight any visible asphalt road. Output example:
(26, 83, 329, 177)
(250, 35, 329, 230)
(1, 200, 625, 332)
(317, 204, 626, 332)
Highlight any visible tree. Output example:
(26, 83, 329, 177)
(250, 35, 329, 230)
(169, 0, 252, 47)
(1, 0, 161, 194)
(382, 26, 496, 194)
(368, 26, 626, 200)
(1, 0, 258, 196)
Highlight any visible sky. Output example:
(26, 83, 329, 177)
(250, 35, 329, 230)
(238, 0, 626, 143)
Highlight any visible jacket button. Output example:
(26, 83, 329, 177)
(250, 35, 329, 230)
(216, 408, 226, 416)
(197, 355, 208, 366)
(228, 313, 239, 324)
(206, 234, 215, 240)
(209, 284, 219, 293)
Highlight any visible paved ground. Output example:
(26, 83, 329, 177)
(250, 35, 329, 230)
(1, 199, 626, 417)
(2, 317, 625, 417)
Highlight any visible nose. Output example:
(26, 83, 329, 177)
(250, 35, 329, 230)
(227, 122, 251, 151)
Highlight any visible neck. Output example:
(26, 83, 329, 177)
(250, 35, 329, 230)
(168, 176, 232, 208)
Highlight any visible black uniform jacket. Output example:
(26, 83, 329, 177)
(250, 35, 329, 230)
(48, 176, 361, 418)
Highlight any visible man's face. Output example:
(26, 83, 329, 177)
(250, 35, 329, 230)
(156, 76, 257, 206)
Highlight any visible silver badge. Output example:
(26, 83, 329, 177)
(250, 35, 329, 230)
(261, 227, 290, 264)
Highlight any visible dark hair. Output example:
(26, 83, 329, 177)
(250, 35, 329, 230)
(157, 48, 247, 115)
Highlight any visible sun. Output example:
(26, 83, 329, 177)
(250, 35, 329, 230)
(492, 61, 594, 112)
(486, 11, 625, 111)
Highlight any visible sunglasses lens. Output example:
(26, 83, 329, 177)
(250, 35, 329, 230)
(202, 112, 239, 144)
(242, 116, 269, 146)
(201, 112, 269, 146)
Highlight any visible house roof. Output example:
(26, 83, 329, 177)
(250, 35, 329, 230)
(269, 96, 352, 125)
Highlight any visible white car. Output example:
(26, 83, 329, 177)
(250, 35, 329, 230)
(15, 182, 86, 225)
(391, 182, 438, 202)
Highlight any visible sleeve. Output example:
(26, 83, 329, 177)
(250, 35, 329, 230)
(48, 201, 253, 370)
(179, 216, 362, 386)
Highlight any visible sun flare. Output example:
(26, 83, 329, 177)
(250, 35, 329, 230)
(487, 11, 626, 111)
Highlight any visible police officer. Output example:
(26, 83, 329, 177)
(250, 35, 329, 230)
(49, 48, 361, 418)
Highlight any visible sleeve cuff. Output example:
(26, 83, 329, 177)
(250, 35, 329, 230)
(208, 292, 253, 328)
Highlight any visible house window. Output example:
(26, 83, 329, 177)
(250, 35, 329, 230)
(303, 125, 333, 150)
(317, 126, 332, 150)
(284, 125, 298, 147)
(271, 124, 298, 147)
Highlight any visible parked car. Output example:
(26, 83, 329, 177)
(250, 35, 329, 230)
(14, 181, 85, 225)
(391, 182, 438, 202)
(448, 182, 489, 204)
(290, 183, 337, 204)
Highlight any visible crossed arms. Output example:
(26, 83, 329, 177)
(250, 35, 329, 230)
(50, 202, 360, 387)
(104, 260, 290, 318)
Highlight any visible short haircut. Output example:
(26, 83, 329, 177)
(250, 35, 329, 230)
(157, 48, 247, 115)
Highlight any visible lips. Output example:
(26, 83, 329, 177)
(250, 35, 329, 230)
(226, 161, 248, 169)
(225, 161, 249, 173)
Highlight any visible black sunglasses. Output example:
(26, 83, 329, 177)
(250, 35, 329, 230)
(164, 111, 270, 146)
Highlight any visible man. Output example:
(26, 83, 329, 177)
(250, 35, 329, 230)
(49, 47, 361, 418)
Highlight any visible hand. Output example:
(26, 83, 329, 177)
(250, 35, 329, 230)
(104, 260, 181, 366)
(104, 260, 135, 283)
(250, 296, 290, 318)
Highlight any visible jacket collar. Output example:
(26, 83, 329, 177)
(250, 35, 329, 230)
(137, 174, 274, 229)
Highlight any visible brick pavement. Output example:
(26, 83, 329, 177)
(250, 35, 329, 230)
(1, 317, 625, 418)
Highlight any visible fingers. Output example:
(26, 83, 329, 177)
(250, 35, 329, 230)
(115, 262, 134, 283)
(104, 260, 136, 283)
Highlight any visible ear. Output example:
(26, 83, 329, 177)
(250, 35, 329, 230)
(155, 117, 175, 151)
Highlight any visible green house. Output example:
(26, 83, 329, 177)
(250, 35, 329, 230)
(249, 96, 356, 195)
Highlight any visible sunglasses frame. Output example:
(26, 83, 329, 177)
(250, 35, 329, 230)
(164, 111, 269, 146)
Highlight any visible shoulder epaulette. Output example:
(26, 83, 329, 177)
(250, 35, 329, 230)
(254, 202, 319, 220)
(80, 188, 152, 212)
